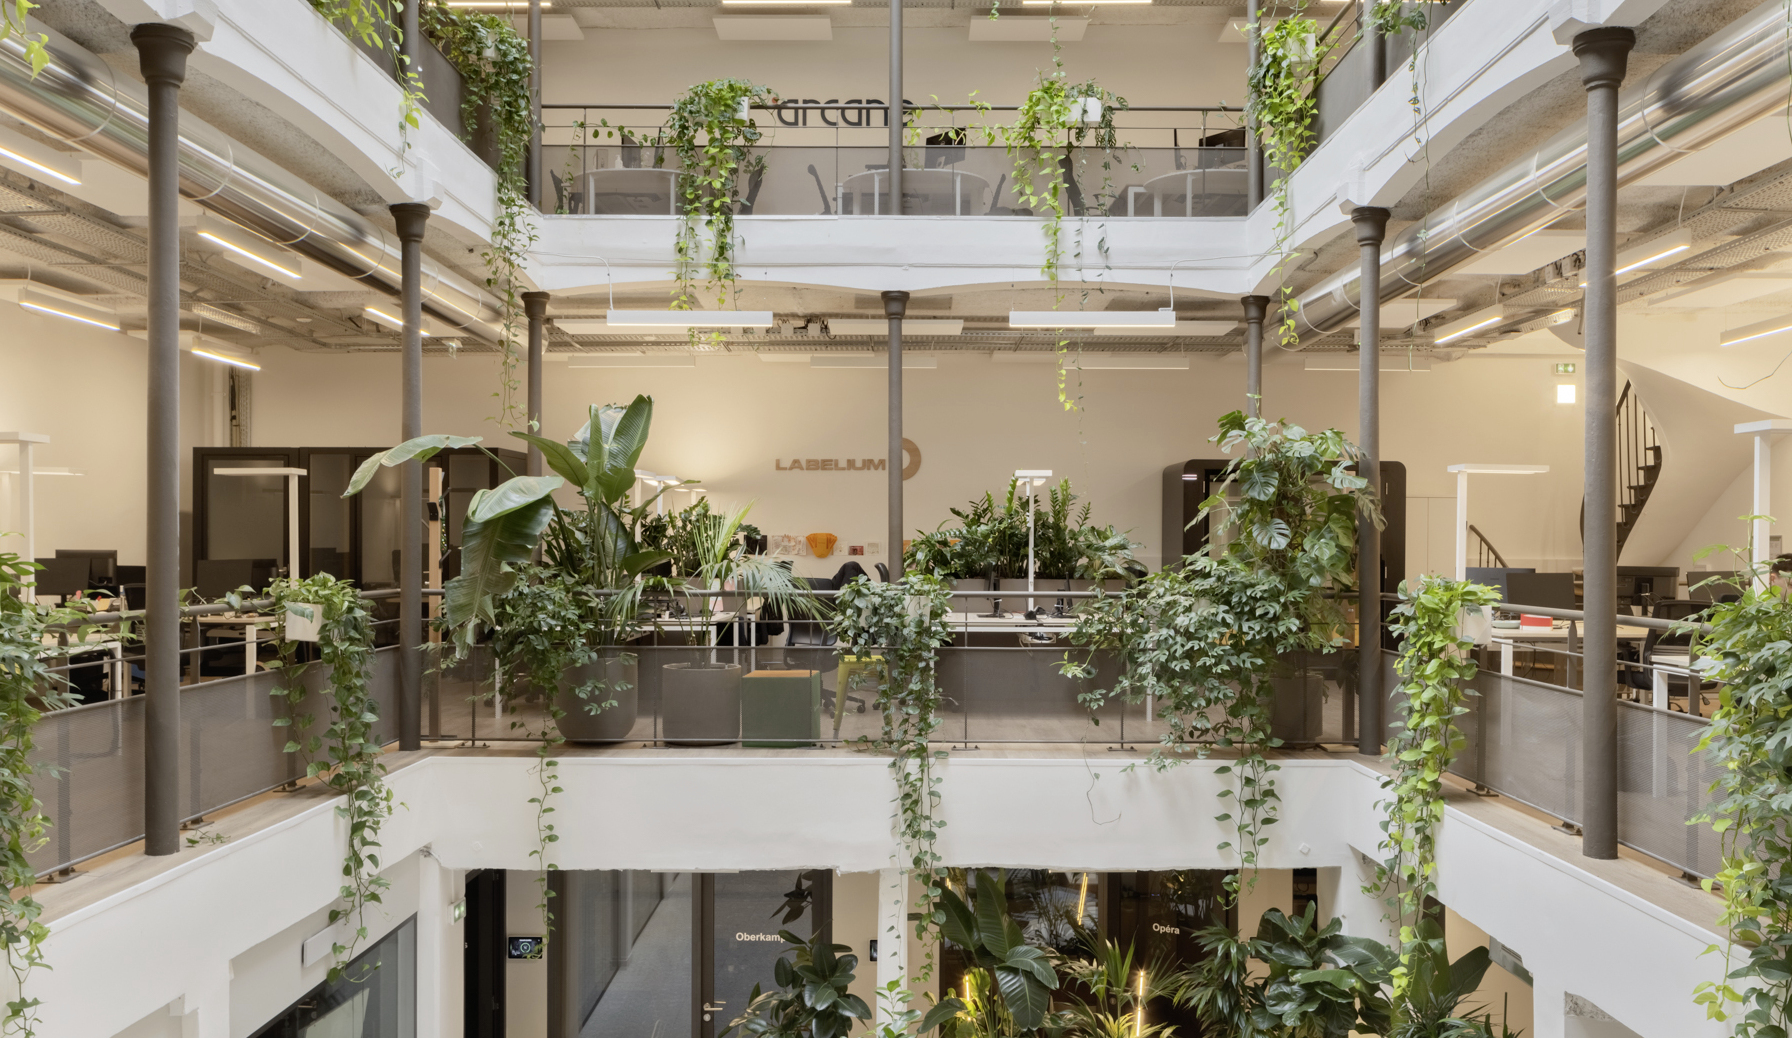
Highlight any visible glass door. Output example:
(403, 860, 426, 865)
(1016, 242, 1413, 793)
(702, 871, 830, 1037)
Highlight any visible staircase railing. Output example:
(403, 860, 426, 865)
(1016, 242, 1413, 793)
(1469, 524, 1508, 568)
(1615, 381, 1662, 559)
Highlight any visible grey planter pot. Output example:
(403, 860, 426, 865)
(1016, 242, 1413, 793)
(556, 653, 640, 744)
(661, 662, 742, 745)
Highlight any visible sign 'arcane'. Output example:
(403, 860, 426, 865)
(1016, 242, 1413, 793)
(776, 438, 921, 480)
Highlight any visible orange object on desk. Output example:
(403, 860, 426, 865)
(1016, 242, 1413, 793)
(1519, 614, 1552, 629)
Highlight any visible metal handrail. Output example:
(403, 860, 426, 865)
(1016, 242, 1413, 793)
(541, 103, 1242, 113)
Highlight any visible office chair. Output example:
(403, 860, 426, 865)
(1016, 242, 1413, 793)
(738, 164, 767, 215)
(876, 563, 890, 582)
(806, 165, 833, 214)
(986, 173, 1012, 215)
(1625, 600, 1708, 710)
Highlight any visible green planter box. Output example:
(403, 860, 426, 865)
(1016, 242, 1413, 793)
(741, 669, 821, 748)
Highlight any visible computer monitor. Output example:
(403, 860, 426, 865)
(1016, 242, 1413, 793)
(1506, 572, 1577, 611)
(1616, 566, 1680, 608)
(1465, 567, 1534, 602)
(56, 549, 117, 589)
(195, 558, 276, 601)
(32, 557, 89, 598)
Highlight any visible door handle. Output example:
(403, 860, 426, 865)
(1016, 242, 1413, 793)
(703, 1001, 726, 1022)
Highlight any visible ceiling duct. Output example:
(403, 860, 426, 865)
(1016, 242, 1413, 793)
(0, 22, 502, 341)
(1296, 0, 1792, 338)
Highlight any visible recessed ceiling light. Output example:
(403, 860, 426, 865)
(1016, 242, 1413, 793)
(1009, 308, 1175, 329)
(192, 347, 262, 371)
(606, 310, 775, 329)
(1557, 383, 1577, 404)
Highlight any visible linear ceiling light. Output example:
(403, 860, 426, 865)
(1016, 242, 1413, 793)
(1720, 313, 1792, 347)
(1432, 305, 1505, 344)
(198, 214, 302, 279)
(445, 1, 551, 7)
(1021, 0, 1150, 5)
(606, 309, 776, 329)
(569, 355, 697, 368)
(0, 138, 80, 186)
(826, 319, 964, 336)
(1580, 229, 1695, 285)
(1009, 308, 1175, 329)
(721, 0, 852, 5)
(364, 307, 434, 336)
(17, 288, 119, 331)
(191, 347, 262, 371)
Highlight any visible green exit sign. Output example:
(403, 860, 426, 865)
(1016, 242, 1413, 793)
(1554, 363, 1577, 374)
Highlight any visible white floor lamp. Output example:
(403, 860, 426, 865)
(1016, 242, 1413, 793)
(1446, 463, 1550, 580)
(1735, 419, 1792, 578)
(1015, 469, 1052, 612)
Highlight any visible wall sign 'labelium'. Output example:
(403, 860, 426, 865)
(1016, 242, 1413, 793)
(775, 438, 922, 479)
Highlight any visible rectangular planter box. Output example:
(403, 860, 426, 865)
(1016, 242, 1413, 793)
(741, 669, 821, 748)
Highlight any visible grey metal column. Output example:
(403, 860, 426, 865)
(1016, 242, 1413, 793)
(1351, 206, 1390, 757)
(528, 0, 543, 210)
(1575, 26, 1634, 862)
(1242, 295, 1268, 418)
(133, 22, 195, 858)
(888, 0, 903, 215)
(524, 291, 549, 476)
(884, 290, 909, 580)
(392, 202, 430, 752)
(1245, 0, 1264, 209)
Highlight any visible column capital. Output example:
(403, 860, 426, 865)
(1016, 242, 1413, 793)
(1572, 26, 1635, 91)
(1241, 295, 1270, 322)
(881, 290, 910, 319)
(522, 291, 550, 320)
(1350, 206, 1391, 246)
(389, 202, 431, 243)
(131, 23, 196, 86)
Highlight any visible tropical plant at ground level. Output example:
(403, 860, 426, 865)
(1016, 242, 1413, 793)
(1064, 414, 1376, 900)
(1386, 917, 1500, 1038)
(1180, 905, 1394, 1038)
(1376, 576, 1500, 996)
(0, 552, 86, 1036)
(720, 930, 873, 1038)
(935, 871, 1056, 1034)
(1687, 546, 1792, 1035)
(259, 574, 389, 983)
(1050, 928, 1179, 1038)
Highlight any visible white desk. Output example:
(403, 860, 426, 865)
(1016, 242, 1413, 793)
(1490, 622, 1650, 677)
(40, 633, 125, 701)
(193, 614, 285, 676)
(841, 168, 991, 215)
(944, 610, 1075, 636)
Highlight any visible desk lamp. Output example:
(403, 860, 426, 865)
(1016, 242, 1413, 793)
(1445, 464, 1548, 580)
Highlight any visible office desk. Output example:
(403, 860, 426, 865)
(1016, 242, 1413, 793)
(945, 610, 1075, 637)
(192, 614, 285, 677)
(840, 168, 991, 215)
(39, 633, 125, 701)
(1489, 622, 1650, 677)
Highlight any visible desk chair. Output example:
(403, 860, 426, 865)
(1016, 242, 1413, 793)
(806, 165, 833, 214)
(876, 563, 890, 582)
(1625, 600, 1708, 710)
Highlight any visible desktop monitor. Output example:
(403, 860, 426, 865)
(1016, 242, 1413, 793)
(1465, 567, 1534, 602)
(32, 557, 90, 598)
(1616, 566, 1680, 608)
(1506, 572, 1577, 611)
(56, 549, 117, 589)
(195, 558, 276, 601)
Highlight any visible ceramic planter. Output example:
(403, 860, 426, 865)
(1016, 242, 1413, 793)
(283, 602, 323, 642)
(556, 653, 640, 744)
(661, 662, 742, 745)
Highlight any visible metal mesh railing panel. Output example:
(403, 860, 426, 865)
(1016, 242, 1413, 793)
(29, 697, 145, 875)
(1616, 701, 1721, 877)
(1450, 669, 1585, 824)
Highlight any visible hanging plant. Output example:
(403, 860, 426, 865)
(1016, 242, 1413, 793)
(1688, 548, 1792, 1035)
(260, 575, 390, 983)
(1373, 575, 1499, 1001)
(661, 79, 780, 342)
(1063, 412, 1375, 905)
(2, 2, 50, 77)
(1369, 0, 1444, 37)
(421, 0, 537, 427)
(0, 554, 85, 1037)
(1246, 11, 1327, 348)
(827, 574, 954, 982)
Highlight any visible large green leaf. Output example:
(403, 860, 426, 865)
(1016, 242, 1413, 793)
(974, 872, 1013, 958)
(344, 434, 483, 497)
(916, 998, 965, 1034)
(937, 887, 980, 952)
(574, 395, 654, 505)
(442, 476, 562, 630)
(509, 431, 590, 488)
(994, 965, 1053, 1031)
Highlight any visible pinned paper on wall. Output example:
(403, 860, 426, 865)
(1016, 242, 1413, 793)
(848, 545, 864, 556)
(769, 534, 808, 556)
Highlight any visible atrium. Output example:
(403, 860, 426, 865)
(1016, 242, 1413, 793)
(0, 0, 1785, 1036)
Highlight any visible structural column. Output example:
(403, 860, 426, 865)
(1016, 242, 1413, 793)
(392, 202, 431, 752)
(888, 0, 903, 215)
(524, 291, 549, 476)
(1242, 295, 1268, 418)
(133, 22, 195, 858)
(1574, 26, 1634, 862)
(1351, 206, 1389, 757)
(528, 0, 544, 210)
(885, 290, 909, 580)
(1245, 0, 1264, 209)
(875, 868, 909, 1028)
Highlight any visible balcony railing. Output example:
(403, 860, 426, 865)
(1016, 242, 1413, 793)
(540, 105, 1246, 219)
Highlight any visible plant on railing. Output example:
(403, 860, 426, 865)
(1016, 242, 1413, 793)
(905, 478, 1145, 585)
(308, 1, 429, 165)
(260, 574, 389, 982)
(662, 79, 779, 341)
(0, 553, 83, 1037)
(1063, 413, 1374, 905)
(1369, 0, 1444, 37)
(1687, 546, 1792, 1036)
(720, 930, 873, 1038)
(1246, 12, 1326, 347)
(1373, 576, 1499, 1004)
(827, 574, 954, 981)
(421, 0, 536, 427)
(2, 2, 50, 77)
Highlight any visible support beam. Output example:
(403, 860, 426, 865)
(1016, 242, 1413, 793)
(884, 291, 909, 580)
(1351, 206, 1390, 758)
(528, 0, 543, 210)
(1246, 0, 1264, 210)
(1574, 25, 1635, 862)
(524, 291, 549, 476)
(1242, 295, 1268, 418)
(133, 22, 195, 858)
(392, 202, 431, 753)
(888, 0, 903, 215)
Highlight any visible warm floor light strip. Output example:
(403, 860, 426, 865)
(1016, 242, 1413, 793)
(191, 348, 261, 371)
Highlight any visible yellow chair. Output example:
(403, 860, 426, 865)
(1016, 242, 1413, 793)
(833, 654, 885, 737)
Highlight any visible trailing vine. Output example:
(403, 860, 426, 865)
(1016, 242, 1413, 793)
(307, 1, 428, 174)
(827, 573, 954, 982)
(0, 553, 84, 1037)
(1, 1, 49, 77)
(1688, 547, 1792, 1035)
(662, 79, 779, 343)
(1373, 575, 1499, 998)
(1063, 412, 1375, 903)
(261, 575, 390, 983)
(1246, 9, 1326, 347)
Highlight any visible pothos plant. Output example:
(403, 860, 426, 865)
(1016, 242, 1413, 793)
(258, 574, 391, 983)
(1062, 412, 1376, 906)
(827, 574, 955, 983)
(1687, 546, 1792, 1036)
(1373, 576, 1499, 1001)
(0, 553, 86, 1037)
(662, 79, 780, 343)
(308, 0, 430, 179)
(1246, 10, 1327, 347)
(1, 1, 49, 78)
